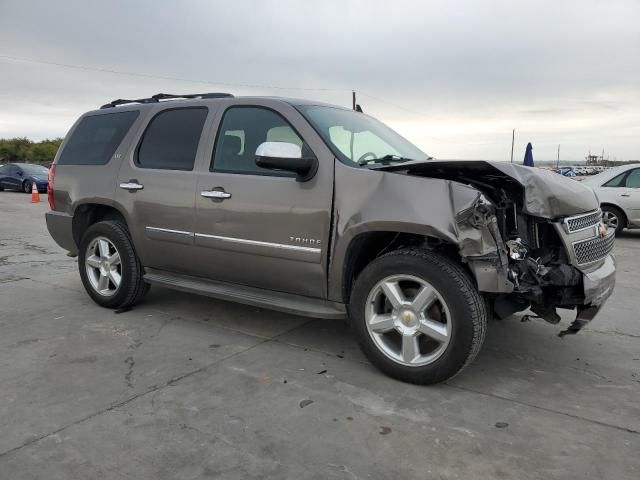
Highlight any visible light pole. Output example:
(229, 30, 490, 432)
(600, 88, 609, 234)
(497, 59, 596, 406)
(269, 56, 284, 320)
(510, 129, 515, 163)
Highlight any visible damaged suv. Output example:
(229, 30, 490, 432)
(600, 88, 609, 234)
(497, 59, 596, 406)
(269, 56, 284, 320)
(46, 93, 616, 384)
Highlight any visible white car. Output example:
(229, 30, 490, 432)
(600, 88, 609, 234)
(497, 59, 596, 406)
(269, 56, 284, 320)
(581, 164, 640, 234)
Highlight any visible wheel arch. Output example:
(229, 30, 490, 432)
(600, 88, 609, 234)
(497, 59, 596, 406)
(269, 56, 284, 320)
(600, 202, 628, 227)
(337, 229, 460, 304)
(72, 202, 130, 248)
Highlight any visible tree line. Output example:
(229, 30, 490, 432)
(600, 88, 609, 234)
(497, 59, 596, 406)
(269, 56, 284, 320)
(0, 138, 63, 164)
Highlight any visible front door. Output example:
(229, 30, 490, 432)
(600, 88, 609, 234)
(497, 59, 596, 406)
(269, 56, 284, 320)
(193, 103, 334, 298)
(115, 106, 211, 273)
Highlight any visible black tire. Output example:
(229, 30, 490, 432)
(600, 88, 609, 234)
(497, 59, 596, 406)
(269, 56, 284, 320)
(78, 220, 149, 309)
(601, 205, 625, 235)
(349, 249, 487, 385)
(22, 180, 32, 193)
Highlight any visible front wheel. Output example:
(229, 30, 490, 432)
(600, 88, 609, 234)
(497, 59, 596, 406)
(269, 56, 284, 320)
(349, 249, 487, 385)
(601, 205, 625, 235)
(22, 180, 32, 193)
(78, 220, 149, 309)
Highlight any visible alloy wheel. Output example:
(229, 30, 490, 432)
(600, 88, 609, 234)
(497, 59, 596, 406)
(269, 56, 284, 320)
(365, 274, 452, 367)
(602, 210, 619, 230)
(85, 236, 122, 296)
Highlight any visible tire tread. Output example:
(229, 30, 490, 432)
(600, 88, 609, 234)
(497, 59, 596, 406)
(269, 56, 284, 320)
(350, 248, 487, 384)
(79, 220, 148, 309)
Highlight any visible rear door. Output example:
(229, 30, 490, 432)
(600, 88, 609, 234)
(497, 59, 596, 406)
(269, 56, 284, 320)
(619, 168, 640, 225)
(115, 105, 212, 274)
(192, 101, 335, 298)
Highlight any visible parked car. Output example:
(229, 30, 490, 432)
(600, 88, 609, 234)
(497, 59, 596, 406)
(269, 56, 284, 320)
(556, 166, 577, 177)
(45, 93, 616, 385)
(0, 162, 49, 193)
(581, 163, 640, 234)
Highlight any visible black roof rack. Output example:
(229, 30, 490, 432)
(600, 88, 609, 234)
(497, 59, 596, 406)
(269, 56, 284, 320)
(100, 92, 234, 109)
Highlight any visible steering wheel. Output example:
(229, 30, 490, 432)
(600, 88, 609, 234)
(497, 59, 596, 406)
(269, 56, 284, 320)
(357, 152, 377, 163)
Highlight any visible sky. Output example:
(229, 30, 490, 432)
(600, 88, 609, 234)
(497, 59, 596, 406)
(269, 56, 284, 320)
(0, 0, 639, 162)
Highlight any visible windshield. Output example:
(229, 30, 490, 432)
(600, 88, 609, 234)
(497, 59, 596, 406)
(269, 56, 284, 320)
(299, 106, 429, 166)
(20, 164, 49, 175)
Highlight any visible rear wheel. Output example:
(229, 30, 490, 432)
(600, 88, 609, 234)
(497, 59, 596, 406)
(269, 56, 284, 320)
(602, 205, 625, 235)
(78, 220, 149, 309)
(349, 249, 487, 384)
(22, 180, 32, 193)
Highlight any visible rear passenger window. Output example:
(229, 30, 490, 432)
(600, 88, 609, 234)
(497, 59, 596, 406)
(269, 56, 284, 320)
(625, 169, 640, 188)
(603, 173, 626, 188)
(137, 108, 208, 171)
(58, 111, 139, 165)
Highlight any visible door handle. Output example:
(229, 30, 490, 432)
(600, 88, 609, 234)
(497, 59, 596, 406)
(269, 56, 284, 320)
(621, 193, 631, 197)
(119, 180, 144, 191)
(201, 189, 231, 199)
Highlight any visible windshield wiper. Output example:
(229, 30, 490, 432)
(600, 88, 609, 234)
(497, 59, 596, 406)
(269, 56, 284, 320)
(357, 154, 416, 166)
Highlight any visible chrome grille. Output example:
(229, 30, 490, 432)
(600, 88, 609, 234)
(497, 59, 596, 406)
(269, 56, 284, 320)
(565, 210, 601, 233)
(573, 232, 615, 265)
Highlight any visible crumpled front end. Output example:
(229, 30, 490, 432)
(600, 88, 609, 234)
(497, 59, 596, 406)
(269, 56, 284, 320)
(451, 182, 616, 335)
(332, 159, 616, 334)
(376, 159, 616, 335)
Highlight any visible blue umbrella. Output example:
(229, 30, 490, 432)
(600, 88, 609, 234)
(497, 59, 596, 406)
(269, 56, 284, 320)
(523, 142, 534, 167)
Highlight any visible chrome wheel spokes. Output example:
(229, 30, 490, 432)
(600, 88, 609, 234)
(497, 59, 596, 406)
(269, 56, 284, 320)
(365, 275, 452, 367)
(602, 211, 618, 229)
(85, 237, 122, 296)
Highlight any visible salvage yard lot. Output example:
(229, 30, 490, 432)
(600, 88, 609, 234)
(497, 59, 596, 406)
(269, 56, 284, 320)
(0, 190, 639, 479)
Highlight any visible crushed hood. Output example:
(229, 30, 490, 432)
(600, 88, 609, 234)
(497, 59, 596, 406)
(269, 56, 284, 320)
(377, 160, 599, 219)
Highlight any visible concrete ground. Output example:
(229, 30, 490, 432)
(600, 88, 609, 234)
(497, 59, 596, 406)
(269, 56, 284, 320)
(0, 191, 638, 480)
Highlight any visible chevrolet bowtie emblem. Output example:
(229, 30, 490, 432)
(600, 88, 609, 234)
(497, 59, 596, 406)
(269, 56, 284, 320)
(598, 222, 608, 239)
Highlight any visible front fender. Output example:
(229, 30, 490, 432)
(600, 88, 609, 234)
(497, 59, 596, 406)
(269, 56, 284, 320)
(328, 162, 506, 301)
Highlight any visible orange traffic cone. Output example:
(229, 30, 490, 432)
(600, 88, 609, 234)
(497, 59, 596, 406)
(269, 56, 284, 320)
(31, 182, 41, 203)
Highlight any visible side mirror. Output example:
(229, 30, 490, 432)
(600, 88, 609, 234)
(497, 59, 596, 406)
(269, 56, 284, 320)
(255, 142, 318, 182)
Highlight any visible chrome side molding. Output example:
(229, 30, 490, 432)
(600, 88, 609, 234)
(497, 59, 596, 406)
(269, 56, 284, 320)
(194, 233, 321, 253)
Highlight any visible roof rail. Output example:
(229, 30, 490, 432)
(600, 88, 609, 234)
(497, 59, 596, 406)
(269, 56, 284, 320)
(100, 92, 234, 109)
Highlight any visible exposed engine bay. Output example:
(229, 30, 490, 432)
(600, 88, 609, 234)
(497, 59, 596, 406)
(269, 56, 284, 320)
(461, 193, 587, 328)
(378, 160, 616, 335)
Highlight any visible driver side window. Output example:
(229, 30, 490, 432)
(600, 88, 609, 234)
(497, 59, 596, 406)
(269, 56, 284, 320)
(211, 107, 302, 177)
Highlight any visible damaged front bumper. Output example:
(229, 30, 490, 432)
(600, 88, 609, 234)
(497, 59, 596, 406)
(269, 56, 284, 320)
(559, 253, 616, 336)
(457, 198, 616, 334)
(582, 254, 616, 307)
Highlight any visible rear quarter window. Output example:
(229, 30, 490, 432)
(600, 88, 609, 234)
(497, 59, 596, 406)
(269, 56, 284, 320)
(58, 111, 139, 165)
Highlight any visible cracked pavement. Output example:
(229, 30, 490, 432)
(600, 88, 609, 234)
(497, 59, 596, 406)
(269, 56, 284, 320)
(0, 191, 639, 479)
